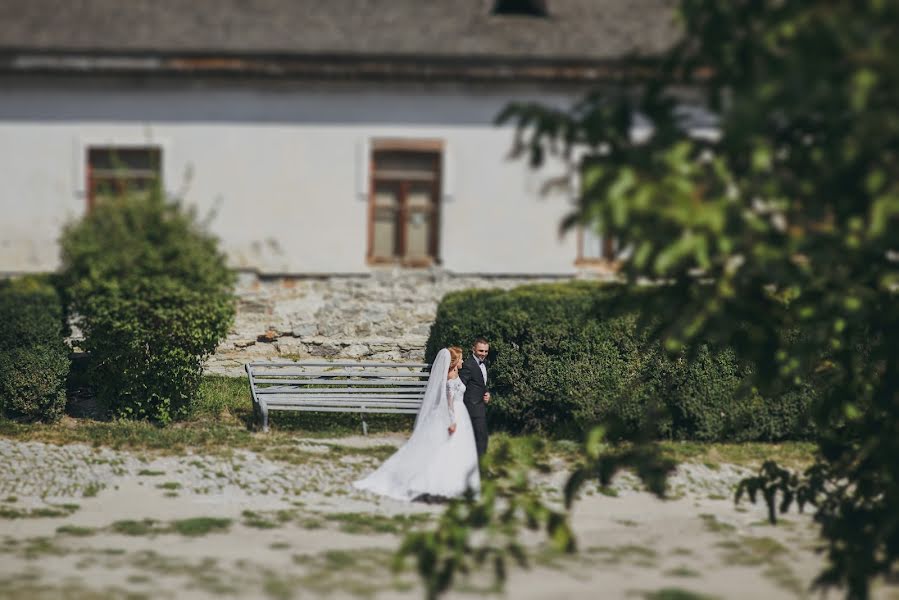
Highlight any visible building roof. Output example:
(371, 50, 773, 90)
(0, 0, 681, 82)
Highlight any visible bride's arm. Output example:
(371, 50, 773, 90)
(446, 382, 457, 433)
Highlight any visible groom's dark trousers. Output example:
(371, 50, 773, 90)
(459, 355, 489, 458)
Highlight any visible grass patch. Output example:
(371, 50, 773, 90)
(108, 516, 230, 537)
(641, 589, 720, 600)
(0, 401, 415, 456)
(719, 536, 788, 566)
(598, 485, 619, 497)
(0, 504, 78, 520)
(0, 507, 28, 519)
(30, 508, 70, 518)
(194, 375, 253, 421)
(299, 517, 324, 529)
(18, 537, 68, 559)
(171, 517, 232, 537)
(664, 566, 701, 578)
(699, 514, 736, 534)
(56, 525, 97, 537)
(290, 547, 409, 597)
(762, 561, 805, 596)
(324, 512, 432, 535)
(137, 469, 165, 476)
(658, 441, 817, 469)
(242, 510, 281, 530)
(262, 572, 294, 600)
(156, 482, 181, 490)
(82, 482, 102, 498)
(586, 544, 659, 566)
(111, 519, 160, 536)
(712, 533, 803, 595)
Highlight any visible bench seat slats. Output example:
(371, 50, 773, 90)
(252, 379, 427, 386)
(256, 388, 425, 394)
(248, 361, 428, 368)
(267, 401, 423, 409)
(265, 392, 422, 404)
(267, 406, 421, 414)
(255, 387, 425, 395)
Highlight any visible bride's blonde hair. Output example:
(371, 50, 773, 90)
(447, 346, 463, 371)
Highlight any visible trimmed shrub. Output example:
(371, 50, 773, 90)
(59, 193, 235, 423)
(0, 276, 69, 421)
(426, 282, 816, 441)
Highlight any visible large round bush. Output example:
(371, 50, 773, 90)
(0, 276, 70, 421)
(59, 194, 235, 423)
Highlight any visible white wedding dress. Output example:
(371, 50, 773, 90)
(353, 349, 481, 501)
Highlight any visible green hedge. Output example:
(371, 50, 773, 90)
(0, 276, 69, 421)
(59, 193, 236, 423)
(426, 282, 816, 441)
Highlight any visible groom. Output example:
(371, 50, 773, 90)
(459, 337, 490, 458)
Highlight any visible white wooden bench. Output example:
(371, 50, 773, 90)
(245, 360, 430, 433)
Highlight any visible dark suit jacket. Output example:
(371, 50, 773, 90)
(459, 354, 488, 418)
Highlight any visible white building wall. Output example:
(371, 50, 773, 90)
(0, 78, 582, 275)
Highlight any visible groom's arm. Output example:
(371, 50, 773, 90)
(458, 359, 473, 389)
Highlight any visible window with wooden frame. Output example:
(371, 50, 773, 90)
(578, 222, 619, 263)
(86, 146, 162, 209)
(368, 141, 442, 266)
(576, 157, 620, 265)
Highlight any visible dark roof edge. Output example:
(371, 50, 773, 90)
(0, 49, 662, 83)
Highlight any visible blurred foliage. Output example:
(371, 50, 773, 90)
(395, 429, 675, 599)
(493, 0, 899, 597)
(59, 191, 235, 423)
(395, 436, 573, 600)
(0, 276, 69, 421)
(428, 282, 818, 441)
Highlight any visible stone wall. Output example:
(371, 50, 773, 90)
(206, 269, 604, 375)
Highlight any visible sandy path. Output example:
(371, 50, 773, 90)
(0, 436, 891, 600)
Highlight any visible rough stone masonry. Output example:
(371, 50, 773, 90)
(205, 269, 604, 376)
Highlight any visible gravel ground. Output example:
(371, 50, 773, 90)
(0, 436, 892, 600)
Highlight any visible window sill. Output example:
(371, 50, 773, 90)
(575, 258, 622, 271)
(367, 257, 440, 269)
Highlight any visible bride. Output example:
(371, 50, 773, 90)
(353, 346, 481, 501)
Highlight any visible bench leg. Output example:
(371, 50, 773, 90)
(257, 400, 270, 433)
(362, 419, 368, 436)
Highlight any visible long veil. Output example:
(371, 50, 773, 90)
(412, 348, 450, 432)
(353, 348, 453, 500)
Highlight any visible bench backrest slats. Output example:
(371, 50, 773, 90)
(248, 361, 429, 368)
(252, 379, 428, 387)
(248, 370, 429, 378)
(246, 360, 433, 432)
